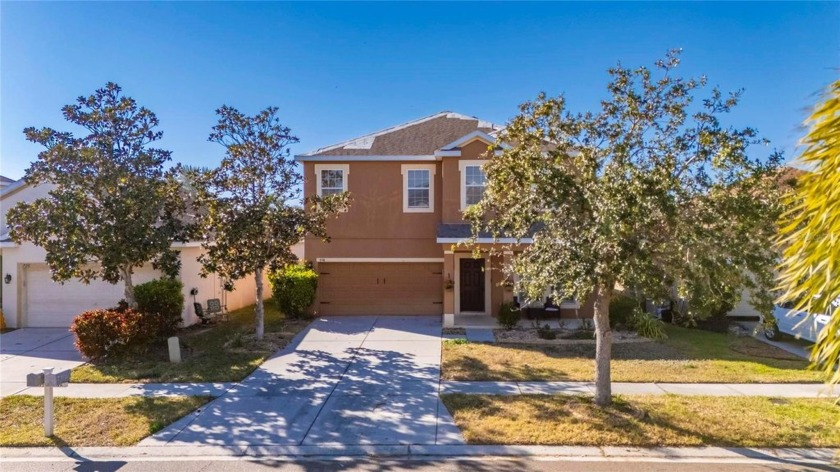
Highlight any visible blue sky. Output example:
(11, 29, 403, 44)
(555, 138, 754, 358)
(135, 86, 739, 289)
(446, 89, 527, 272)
(2, 2, 838, 179)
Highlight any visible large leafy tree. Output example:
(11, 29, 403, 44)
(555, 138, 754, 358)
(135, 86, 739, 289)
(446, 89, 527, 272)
(7, 83, 185, 306)
(776, 80, 840, 385)
(193, 106, 348, 340)
(467, 51, 785, 405)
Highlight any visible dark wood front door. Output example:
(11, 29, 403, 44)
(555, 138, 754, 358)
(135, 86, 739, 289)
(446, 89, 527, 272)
(459, 258, 485, 312)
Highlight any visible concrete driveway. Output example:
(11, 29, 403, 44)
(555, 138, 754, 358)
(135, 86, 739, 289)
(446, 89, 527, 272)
(142, 316, 463, 447)
(739, 321, 813, 360)
(0, 328, 85, 397)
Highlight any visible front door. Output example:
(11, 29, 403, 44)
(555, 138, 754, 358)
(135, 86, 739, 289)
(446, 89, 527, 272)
(459, 258, 485, 312)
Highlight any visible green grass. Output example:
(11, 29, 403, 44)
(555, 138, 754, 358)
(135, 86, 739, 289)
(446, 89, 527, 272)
(442, 324, 824, 383)
(0, 395, 210, 447)
(71, 300, 310, 383)
(442, 394, 840, 447)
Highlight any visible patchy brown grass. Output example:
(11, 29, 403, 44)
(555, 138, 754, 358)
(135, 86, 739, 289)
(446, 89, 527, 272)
(71, 301, 310, 383)
(0, 396, 210, 447)
(442, 325, 823, 383)
(442, 394, 840, 447)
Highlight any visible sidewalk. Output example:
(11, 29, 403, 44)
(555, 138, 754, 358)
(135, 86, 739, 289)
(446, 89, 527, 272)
(440, 381, 837, 398)
(10, 380, 835, 399)
(10, 382, 235, 398)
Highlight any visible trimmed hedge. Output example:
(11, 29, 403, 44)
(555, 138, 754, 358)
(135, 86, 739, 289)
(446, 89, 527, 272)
(269, 263, 317, 319)
(71, 307, 161, 360)
(134, 278, 184, 336)
(71, 278, 184, 360)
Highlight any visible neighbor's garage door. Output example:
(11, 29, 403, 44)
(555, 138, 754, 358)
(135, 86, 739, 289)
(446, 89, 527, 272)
(317, 262, 443, 316)
(23, 264, 157, 327)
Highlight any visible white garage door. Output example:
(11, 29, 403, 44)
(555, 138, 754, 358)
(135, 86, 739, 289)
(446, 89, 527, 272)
(24, 264, 159, 327)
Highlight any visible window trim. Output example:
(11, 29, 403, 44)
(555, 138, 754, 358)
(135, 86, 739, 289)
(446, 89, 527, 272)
(314, 164, 349, 197)
(401, 164, 435, 213)
(459, 160, 487, 211)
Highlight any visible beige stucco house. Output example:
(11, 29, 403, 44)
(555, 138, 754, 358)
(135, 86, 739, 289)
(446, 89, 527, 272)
(297, 112, 596, 324)
(0, 179, 302, 328)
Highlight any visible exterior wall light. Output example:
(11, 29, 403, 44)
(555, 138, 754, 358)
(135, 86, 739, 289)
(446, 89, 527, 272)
(4, 273, 11, 284)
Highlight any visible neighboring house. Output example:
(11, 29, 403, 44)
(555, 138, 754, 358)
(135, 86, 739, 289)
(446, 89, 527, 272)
(0, 179, 296, 328)
(296, 111, 594, 324)
(0, 175, 16, 191)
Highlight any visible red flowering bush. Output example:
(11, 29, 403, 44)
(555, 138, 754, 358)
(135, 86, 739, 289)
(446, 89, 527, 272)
(70, 306, 170, 360)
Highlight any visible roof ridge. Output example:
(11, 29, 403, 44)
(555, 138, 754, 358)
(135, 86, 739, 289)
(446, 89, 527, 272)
(298, 111, 500, 156)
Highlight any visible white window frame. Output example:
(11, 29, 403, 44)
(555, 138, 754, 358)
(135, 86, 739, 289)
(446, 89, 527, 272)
(314, 164, 349, 197)
(401, 164, 435, 213)
(459, 159, 487, 211)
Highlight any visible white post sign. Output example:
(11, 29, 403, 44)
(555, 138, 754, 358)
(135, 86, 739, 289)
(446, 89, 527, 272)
(26, 367, 70, 436)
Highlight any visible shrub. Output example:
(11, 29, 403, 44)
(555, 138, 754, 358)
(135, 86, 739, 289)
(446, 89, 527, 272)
(498, 302, 521, 330)
(71, 307, 154, 360)
(134, 278, 184, 336)
(269, 263, 318, 319)
(537, 323, 556, 340)
(609, 294, 639, 329)
(631, 308, 667, 340)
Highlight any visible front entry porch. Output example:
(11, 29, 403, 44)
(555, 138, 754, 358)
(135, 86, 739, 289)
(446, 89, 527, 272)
(442, 249, 515, 327)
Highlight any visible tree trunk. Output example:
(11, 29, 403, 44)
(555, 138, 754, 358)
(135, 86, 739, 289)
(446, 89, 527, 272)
(121, 266, 137, 308)
(254, 266, 265, 340)
(592, 285, 613, 406)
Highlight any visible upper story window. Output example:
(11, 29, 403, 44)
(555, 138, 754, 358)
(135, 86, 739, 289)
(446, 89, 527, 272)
(314, 164, 349, 197)
(401, 164, 435, 213)
(459, 160, 487, 210)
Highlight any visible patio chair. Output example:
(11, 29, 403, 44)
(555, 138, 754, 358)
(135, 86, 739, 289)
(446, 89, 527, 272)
(206, 298, 227, 321)
(544, 297, 560, 319)
(194, 298, 228, 324)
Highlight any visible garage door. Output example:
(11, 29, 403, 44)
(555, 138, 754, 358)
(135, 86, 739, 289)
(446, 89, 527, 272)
(24, 264, 158, 327)
(317, 262, 443, 316)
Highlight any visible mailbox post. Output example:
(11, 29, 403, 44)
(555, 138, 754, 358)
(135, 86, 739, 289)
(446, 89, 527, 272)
(26, 367, 70, 436)
(43, 368, 55, 436)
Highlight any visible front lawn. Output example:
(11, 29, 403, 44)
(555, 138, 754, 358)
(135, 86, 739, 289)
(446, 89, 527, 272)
(442, 324, 823, 383)
(442, 394, 840, 447)
(71, 300, 310, 383)
(0, 395, 210, 447)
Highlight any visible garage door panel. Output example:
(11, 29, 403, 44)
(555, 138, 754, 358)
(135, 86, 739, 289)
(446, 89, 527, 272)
(318, 263, 442, 316)
(24, 264, 159, 327)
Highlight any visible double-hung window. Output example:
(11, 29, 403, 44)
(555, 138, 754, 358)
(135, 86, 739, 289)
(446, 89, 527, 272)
(320, 170, 344, 196)
(459, 160, 487, 210)
(401, 164, 435, 213)
(314, 164, 349, 198)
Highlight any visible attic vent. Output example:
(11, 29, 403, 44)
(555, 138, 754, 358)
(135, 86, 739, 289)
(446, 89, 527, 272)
(343, 136, 375, 150)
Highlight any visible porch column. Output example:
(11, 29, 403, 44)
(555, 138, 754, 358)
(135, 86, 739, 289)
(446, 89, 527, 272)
(443, 250, 455, 327)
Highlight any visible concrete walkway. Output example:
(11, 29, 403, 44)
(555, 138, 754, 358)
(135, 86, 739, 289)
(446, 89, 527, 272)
(464, 328, 495, 343)
(140, 316, 464, 447)
(11, 382, 235, 398)
(0, 328, 85, 397)
(441, 381, 837, 398)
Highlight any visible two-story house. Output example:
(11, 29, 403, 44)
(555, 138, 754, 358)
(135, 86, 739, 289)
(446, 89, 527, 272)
(297, 112, 595, 324)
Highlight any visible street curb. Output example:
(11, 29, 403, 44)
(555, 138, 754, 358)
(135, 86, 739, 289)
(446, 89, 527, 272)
(1, 445, 836, 464)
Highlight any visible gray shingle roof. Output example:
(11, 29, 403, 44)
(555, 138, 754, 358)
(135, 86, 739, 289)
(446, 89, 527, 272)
(300, 112, 501, 157)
